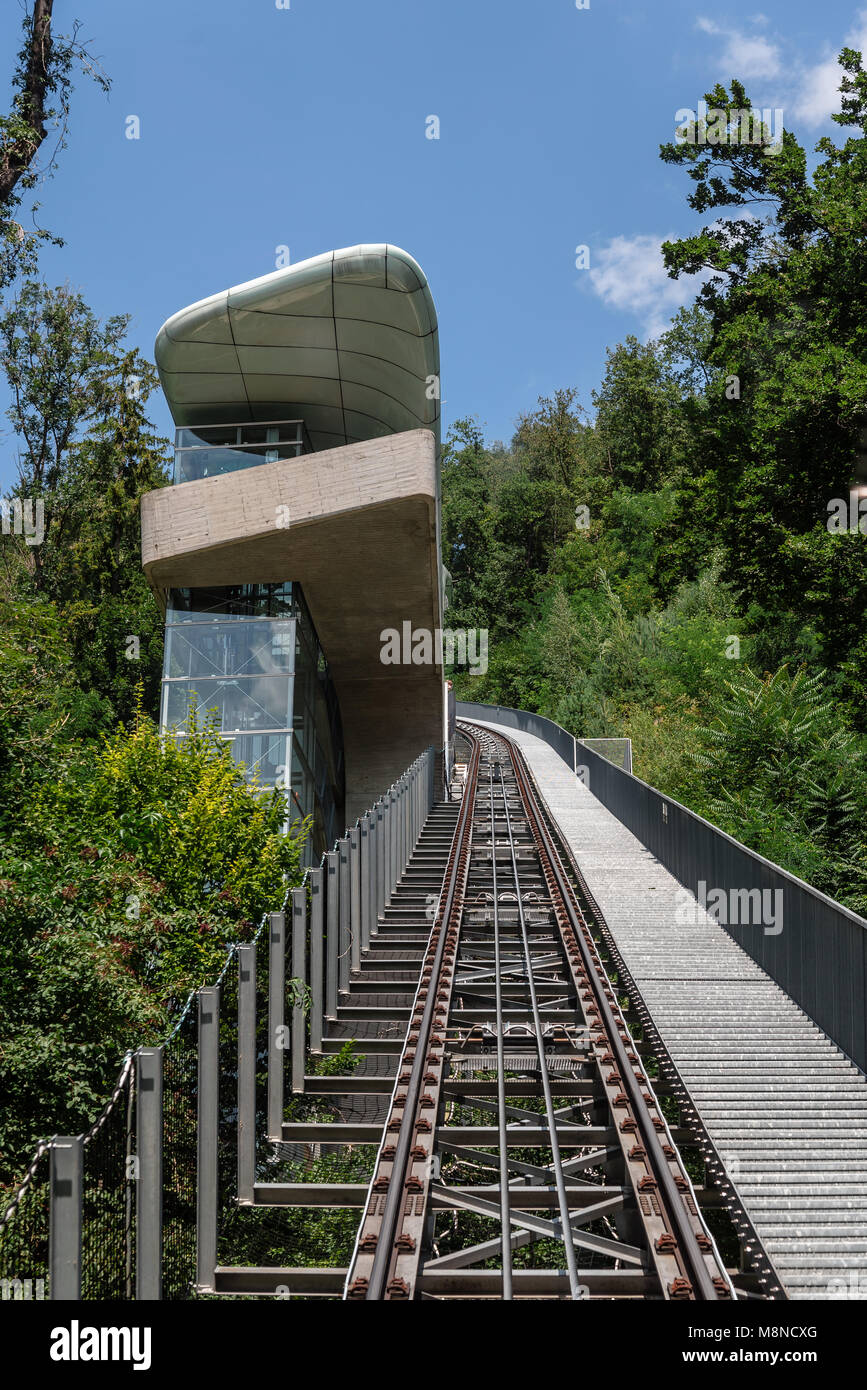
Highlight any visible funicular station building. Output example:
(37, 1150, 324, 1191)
(140, 245, 446, 860)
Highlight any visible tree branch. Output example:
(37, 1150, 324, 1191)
(0, 1, 54, 206)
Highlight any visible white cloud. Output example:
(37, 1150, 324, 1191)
(696, 9, 867, 131)
(791, 11, 867, 127)
(793, 54, 850, 126)
(695, 18, 781, 79)
(585, 235, 708, 341)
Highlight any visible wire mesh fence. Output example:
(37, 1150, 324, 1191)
(0, 1143, 50, 1301)
(162, 999, 199, 1301)
(209, 916, 373, 1288)
(80, 1055, 136, 1300)
(214, 927, 310, 1281)
(0, 900, 309, 1302)
(216, 951, 240, 1273)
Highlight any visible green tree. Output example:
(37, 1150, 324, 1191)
(689, 666, 867, 910)
(1, 281, 171, 721)
(591, 336, 690, 492)
(0, 694, 308, 1180)
(658, 59, 867, 691)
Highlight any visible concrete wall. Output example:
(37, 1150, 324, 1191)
(141, 429, 444, 822)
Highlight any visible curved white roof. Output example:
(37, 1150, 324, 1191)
(154, 244, 440, 455)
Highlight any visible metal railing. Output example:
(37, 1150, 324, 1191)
(0, 746, 438, 1301)
(196, 745, 437, 1294)
(172, 420, 312, 485)
(457, 699, 867, 1074)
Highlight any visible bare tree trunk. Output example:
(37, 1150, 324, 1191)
(0, 1, 54, 206)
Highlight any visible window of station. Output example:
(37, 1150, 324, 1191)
(161, 582, 344, 861)
(173, 420, 310, 484)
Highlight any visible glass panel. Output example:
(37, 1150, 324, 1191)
(160, 582, 344, 857)
(173, 420, 308, 483)
(167, 583, 296, 621)
(239, 426, 271, 445)
(224, 733, 292, 789)
(164, 623, 295, 680)
(176, 425, 239, 448)
(163, 676, 292, 733)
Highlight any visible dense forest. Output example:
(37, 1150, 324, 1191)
(443, 56, 867, 919)
(0, 4, 865, 1187)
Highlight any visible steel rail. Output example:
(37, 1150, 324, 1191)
(342, 721, 731, 1299)
(352, 730, 481, 1299)
(488, 760, 513, 1299)
(497, 725, 728, 1301)
(494, 751, 585, 1299)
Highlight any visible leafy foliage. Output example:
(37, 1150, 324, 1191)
(442, 49, 867, 916)
(0, 691, 307, 1182)
(1, 282, 170, 724)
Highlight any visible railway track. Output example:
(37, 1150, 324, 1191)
(341, 722, 739, 1300)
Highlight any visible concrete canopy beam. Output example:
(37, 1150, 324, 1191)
(141, 428, 443, 821)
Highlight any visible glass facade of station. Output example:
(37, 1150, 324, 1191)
(160, 581, 344, 861)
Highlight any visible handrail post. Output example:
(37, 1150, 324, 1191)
(338, 837, 351, 995)
(136, 1047, 163, 1299)
(291, 886, 307, 1095)
(267, 912, 285, 1140)
(49, 1135, 82, 1300)
(196, 986, 219, 1292)
(237, 946, 256, 1204)
(349, 827, 361, 973)
(367, 809, 378, 939)
(325, 850, 339, 1018)
(309, 867, 324, 1053)
(375, 798, 386, 920)
(382, 796, 392, 905)
(388, 788, 397, 898)
(360, 814, 372, 953)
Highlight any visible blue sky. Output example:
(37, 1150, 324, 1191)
(0, 0, 862, 488)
